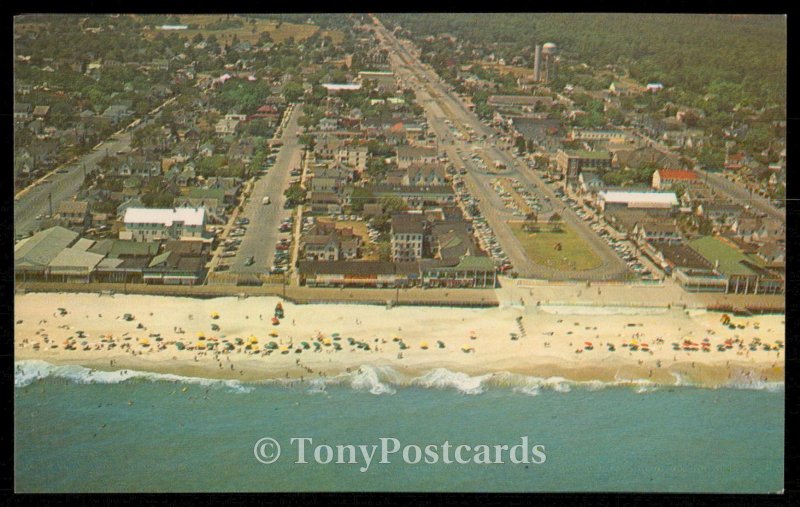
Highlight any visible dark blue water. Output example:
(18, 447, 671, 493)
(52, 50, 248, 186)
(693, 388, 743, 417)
(14, 362, 783, 493)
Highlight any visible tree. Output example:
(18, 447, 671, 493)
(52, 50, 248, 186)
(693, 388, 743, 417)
(349, 187, 374, 213)
(523, 211, 539, 232)
(283, 81, 304, 103)
(548, 212, 563, 232)
(283, 182, 307, 206)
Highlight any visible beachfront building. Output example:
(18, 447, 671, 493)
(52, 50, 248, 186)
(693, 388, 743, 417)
(14, 226, 80, 281)
(421, 255, 497, 288)
(298, 260, 399, 288)
(121, 207, 206, 242)
(689, 236, 785, 295)
(391, 214, 426, 262)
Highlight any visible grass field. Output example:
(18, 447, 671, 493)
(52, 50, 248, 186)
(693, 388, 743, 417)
(142, 15, 343, 45)
(509, 221, 602, 272)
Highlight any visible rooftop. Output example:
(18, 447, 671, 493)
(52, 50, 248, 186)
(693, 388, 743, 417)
(599, 191, 678, 206)
(688, 236, 764, 277)
(123, 207, 205, 227)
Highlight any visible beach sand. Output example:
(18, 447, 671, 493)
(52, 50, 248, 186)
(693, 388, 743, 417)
(14, 293, 785, 387)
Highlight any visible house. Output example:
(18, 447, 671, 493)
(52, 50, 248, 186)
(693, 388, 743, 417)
(696, 202, 746, 228)
(651, 168, 701, 190)
(396, 145, 438, 169)
(143, 240, 208, 285)
(756, 242, 785, 268)
(102, 104, 132, 124)
(404, 164, 447, 186)
(121, 207, 206, 242)
(32, 105, 50, 118)
(302, 222, 361, 261)
(227, 138, 256, 164)
(176, 166, 197, 187)
(578, 171, 606, 196)
(319, 118, 339, 131)
(56, 200, 89, 228)
(391, 213, 426, 262)
(633, 221, 683, 245)
(336, 144, 369, 171)
(215, 116, 241, 136)
(117, 197, 144, 218)
(314, 135, 344, 160)
(15, 102, 32, 122)
(198, 142, 215, 157)
(308, 191, 343, 215)
(173, 197, 225, 224)
(731, 214, 784, 243)
(118, 157, 161, 177)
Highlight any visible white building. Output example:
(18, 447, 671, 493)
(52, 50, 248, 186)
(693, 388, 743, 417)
(598, 191, 678, 216)
(122, 207, 206, 242)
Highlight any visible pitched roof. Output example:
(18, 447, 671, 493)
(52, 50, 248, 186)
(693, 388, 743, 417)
(656, 168, 699, 181)
(15, 226, 79, 267)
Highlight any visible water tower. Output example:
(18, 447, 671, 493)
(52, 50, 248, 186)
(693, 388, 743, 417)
(542, 42, 558, 83)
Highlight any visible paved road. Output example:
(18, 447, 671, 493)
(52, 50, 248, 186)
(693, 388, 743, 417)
(14, 97, 176, 239)
(632, 129, 785, 223)
(375, 17, 629, 281)
(697, 169, 785, 222)
(228, 104, 304, 274)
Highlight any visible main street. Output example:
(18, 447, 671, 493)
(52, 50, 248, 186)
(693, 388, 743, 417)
(374, 16, 629, 280)
(13, 97, 176, 239)
(227, 104, 305, 275)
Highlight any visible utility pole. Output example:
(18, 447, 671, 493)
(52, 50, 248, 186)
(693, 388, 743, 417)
(48, 192, 53, 217)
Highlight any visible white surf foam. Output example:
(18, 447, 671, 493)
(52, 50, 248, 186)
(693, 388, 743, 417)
(14, 359, 253, 393)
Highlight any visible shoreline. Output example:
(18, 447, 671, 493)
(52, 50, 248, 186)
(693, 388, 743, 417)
(15, 293, 785, 389)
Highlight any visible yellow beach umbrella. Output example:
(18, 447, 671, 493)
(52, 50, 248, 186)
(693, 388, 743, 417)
(197, 332, 205, 339)
(269, 331, 279, 337)
(211, 312, 220, 319)
(196, 341, 206, 349)
(249, 336, 259, 344)
(420, 341, 429, 349)
(140, 338, 150, 346)
(323, 338, 333, 346)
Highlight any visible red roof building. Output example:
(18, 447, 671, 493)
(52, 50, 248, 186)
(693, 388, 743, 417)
(652, 168, 701, 190)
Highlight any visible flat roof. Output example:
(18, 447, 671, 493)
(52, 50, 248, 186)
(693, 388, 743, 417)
(688, 236, 764, 276)
(321, 83, 362, 91)
(600, 191, 678, 206)
(124, 207, 205, 227)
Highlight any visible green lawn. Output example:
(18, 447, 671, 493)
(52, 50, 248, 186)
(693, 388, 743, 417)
(509, 221, 603, 271)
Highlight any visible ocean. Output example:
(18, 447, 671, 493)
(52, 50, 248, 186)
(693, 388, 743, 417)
(14, 360, 783, 493)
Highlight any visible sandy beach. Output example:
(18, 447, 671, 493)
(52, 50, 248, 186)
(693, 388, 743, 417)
(14, 292, 785, 388)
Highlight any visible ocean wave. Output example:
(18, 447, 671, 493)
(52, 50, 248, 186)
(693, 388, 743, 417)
(15, 360, 783, 395)
(14, 359, 253, 393)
